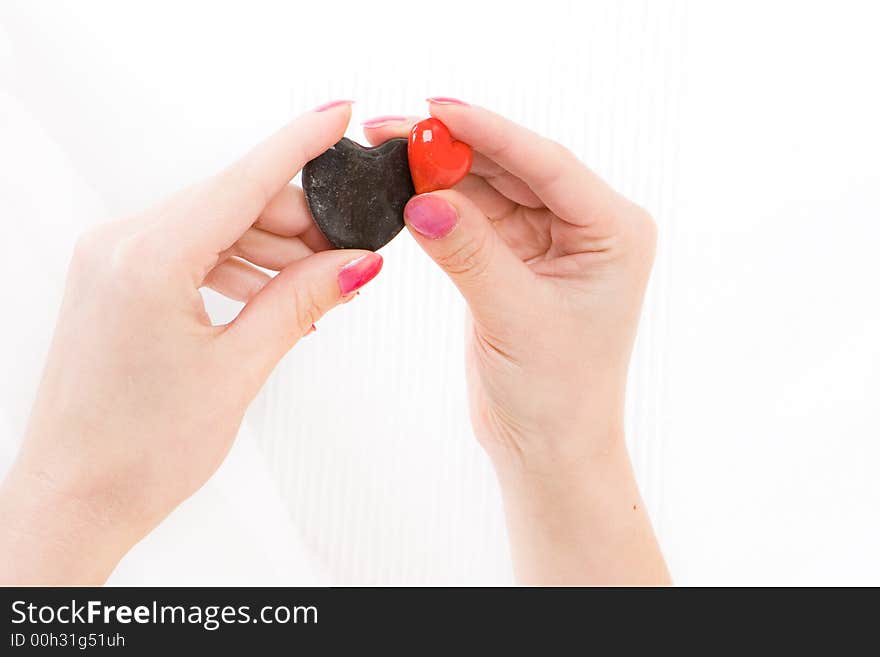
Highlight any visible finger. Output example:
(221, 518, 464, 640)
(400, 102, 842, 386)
(222, 250, 383, 374)
(361, 115, 420, 145)
(166, 101, 353, 258)
(428, 101, 628, 232)
(454, 176, 553, 261)
(222, 228, 314, 272)
(403, 190, 533, 330)
(202, 258, 271, 302)
(470, 153, 544, 208)
(363, 114, 544, 208)
(453, 174, 517, 220)
(254, 184, 332, 251)
(493, 206, 554, 263)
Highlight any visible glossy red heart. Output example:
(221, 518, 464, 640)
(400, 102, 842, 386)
(407, 118, 473, 194)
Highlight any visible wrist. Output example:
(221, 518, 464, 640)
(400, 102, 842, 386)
(488, 434, 670, 585)
(0, 463, 135, 584)
(483, 398, 628, 485)
(476, 365, 630, 477)
(490, 427, 631, 498)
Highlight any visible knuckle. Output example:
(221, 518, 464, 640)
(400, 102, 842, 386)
(634, 204, 657, 239)
(624, 203, 658, 259)
(289, 284, 324, 335)
(107, 231, 165, 290)
(69, 215, 198, 310)
(72, 225, 112, 265)
(435, 233, 492, 279)
(70, 222, 166, 298)
(534, 139, 578, 188)
(71, 223, 125, 284)
(549, 139, 576, 164)
(240, 276, 266, 303)
(111, 231, 153, 266)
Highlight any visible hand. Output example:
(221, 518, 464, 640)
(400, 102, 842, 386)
(0, 100, 384, 584)
(363, 100, 669, 584)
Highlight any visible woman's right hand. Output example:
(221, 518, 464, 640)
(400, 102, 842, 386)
(363, 100, 669, 585)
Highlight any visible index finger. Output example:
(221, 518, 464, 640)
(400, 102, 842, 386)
(166, 101, 352, 257)
(361, 116, 543, 209)
(428, 101, 628, 233)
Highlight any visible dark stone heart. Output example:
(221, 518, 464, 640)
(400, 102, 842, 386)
(303, 137, 414, 251)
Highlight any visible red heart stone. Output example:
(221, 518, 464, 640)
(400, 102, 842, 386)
(407, 118, 473, 194)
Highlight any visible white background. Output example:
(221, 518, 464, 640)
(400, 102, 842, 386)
(1, 1, 878, 585)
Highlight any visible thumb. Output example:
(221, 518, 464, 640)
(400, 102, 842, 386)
(222, 250, 383, 371)
(403, 190, 532, 326)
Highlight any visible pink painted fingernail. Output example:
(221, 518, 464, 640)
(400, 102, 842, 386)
(338, 253, 383, 295)
(404, 194, 458, 239)
(361, 115, 409, 128)
(313, 99, 355, 112)
(426, 97, 469, 106)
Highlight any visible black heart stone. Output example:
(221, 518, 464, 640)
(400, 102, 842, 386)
(303, 137, 414, 251)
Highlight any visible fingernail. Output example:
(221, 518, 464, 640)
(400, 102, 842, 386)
(313, 99, 355, 112)
(404, 194, 458, 239)
(338, 253, 383, 295)
(361, 115, 408, 128)
(426, 96, 469, 106)
(308, 324, 317, 335)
